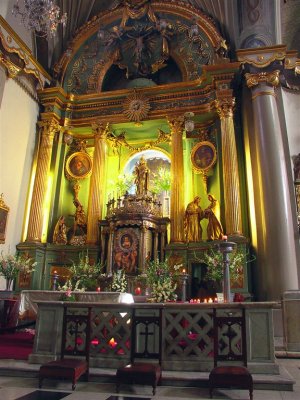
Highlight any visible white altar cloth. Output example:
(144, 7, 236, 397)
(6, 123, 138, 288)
(19, 290, 134, 318)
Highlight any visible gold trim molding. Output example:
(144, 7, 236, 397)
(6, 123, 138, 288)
(245, 70, 280, 88)
(236, 45, 286, 68)
(0, 16, 51, 89)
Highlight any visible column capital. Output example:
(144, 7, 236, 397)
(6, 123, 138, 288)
(91, 121, 110, 139)
(167, 115, 184, 135)
(245, 70, 280, 89)
(38, 118, 62, 137)
(214, 97, 235, 119)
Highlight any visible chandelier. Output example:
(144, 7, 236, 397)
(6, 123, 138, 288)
(12, 0, 67, 39)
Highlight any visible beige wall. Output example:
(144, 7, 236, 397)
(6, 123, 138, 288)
(0, 73, 39, 288)
(282, 88, 300, 161)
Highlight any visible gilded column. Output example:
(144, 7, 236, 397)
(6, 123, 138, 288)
(86, 122, 109, 244)
(26, 119, 59, 242)
(215, 96, 243, 235)
(244, 69, 300, 299)
(168, 116, 185, 243)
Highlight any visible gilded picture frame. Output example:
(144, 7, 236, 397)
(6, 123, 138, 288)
(191, 141, 217, 173)
(0, 194, 9, 244)
(66, 151, 93, 180)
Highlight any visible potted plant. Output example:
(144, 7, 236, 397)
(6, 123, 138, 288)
(0, 251, 36, 291)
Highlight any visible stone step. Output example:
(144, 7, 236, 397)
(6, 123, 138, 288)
(0, 360, 295, 392)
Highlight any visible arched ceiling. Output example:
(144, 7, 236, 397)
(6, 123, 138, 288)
(35, 0, 300, 75)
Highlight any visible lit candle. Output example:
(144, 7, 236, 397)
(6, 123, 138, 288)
(135, 287, 141, 295)
(109, 337, 117, 348)
(208, 298, 213, 303)
(182, 268, 186, 274)
(96, 287, 101, 292)
(204, 299, 208, 303)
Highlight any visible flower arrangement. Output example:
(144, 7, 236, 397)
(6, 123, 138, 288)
(111, 269, 127, 292)
(0, 251, 36, 290)
(59, 288, 76, 302)
(59, 252, 104, 292)
(199, 245, 254, 286)
(146, 259, 180, 302)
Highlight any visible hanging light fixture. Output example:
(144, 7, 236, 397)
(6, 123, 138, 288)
(184, 112, 195, 132)
(12, 0, 67, 39)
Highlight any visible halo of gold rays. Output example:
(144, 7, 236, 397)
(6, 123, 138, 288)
(123, 91, 150, 123)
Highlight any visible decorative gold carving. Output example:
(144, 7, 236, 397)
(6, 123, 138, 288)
(245, 70, 280, 88)
(0, 51, 21, 78)
(214, 97, 235, 119)
(106, 128, 171, 154)
(0, 16, 50, 88)
(251, 91, 276, 100)
(123, 91, 151, 122)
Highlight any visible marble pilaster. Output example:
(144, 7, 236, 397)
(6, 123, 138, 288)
(237, 46, 300, 300)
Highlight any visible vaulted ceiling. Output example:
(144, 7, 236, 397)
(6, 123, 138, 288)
(35, 0, 300, 74)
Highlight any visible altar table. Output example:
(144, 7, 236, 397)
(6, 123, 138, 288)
(19, 290, 134, 319)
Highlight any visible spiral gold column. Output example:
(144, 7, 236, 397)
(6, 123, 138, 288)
(26, 119, 59, 242)
(168, 116, 185, 243)
(86, 122, 109, 244)
(215, 97, 243, 235)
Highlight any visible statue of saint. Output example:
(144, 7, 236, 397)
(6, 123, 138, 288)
(204, 194, 224, 240)
(134, 156, 150, 196)
(184, 196, 205, 242)
(53, 216, 68, 245)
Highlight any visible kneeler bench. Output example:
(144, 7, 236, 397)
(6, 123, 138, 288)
(39, 306, 91, 391)
(116, 309, 162, 395)
(208, 308, 253, 400)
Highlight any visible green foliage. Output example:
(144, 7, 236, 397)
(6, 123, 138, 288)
(60, 252, 104, 292)
(146, 259, 180, 302)
(151, 167, 171, 194)
(107, 173, 134, 196)
(111, 269, 127, 292)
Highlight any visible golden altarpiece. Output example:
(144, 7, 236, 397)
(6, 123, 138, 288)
(15, 1, 251, 298)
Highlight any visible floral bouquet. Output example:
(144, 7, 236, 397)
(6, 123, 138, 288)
(111, 269, 127, 293)
(200, 246, 250, 286)
(0, 251, 36, 290)
(59, 288, 76, 302)
(60, 252, 105, 292)
(146, 259, 180, 302)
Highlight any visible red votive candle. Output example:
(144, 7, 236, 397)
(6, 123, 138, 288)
(135, 287, 141, 295)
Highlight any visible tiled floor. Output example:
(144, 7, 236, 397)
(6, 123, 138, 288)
(0, 358, 299, 400)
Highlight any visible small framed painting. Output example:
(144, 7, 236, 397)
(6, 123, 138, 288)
(0, 194, 9, 244)
(191, 141, 217, 173)
(65, 151, 93, 180)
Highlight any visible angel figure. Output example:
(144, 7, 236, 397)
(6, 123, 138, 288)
(53, 216, 68, 245)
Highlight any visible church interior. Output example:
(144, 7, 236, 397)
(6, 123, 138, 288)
(0, 0, 300, 399)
